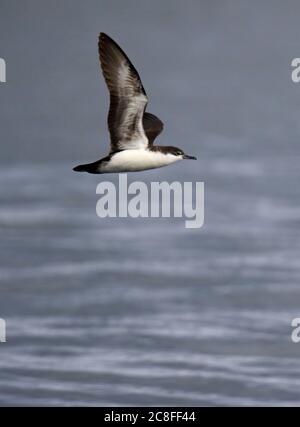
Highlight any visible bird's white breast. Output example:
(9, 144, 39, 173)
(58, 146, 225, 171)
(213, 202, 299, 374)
(100, 149, 181, 173)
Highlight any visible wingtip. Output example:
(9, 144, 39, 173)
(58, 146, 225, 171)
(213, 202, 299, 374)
(99, 32, 104, 46)
(98, 32, 113, 54)
(99, 32, 113, 44)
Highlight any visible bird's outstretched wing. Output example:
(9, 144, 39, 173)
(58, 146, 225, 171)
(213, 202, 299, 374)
(99, 33, 149, 152)
(143, 113, 164, 146)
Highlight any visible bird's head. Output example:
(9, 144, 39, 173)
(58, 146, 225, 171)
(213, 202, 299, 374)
(167, 147, 197, 161)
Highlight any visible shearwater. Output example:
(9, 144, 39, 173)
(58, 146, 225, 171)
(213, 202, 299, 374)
(73, 33, 197, 174)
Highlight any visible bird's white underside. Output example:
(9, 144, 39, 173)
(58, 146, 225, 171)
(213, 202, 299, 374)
(99, 149, 182, 173)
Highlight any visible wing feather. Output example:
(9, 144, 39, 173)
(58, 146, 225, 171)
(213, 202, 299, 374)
(99, 33, 149, 152)
(143, 113, 164, 146)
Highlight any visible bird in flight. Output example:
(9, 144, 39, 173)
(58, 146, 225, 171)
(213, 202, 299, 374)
(73, 33, 196, 174)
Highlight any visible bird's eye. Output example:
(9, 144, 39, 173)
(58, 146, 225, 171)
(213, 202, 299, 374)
(176, 151, 182, 156)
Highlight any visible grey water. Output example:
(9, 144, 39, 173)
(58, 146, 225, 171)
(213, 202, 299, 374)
(1, 0, 300, 406)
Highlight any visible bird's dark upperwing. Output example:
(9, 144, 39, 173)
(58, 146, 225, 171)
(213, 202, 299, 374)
(143, 113, 164, 146)
(99, 33, 149, 152)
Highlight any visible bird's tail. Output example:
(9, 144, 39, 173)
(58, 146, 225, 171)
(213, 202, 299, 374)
(73, 164, 88, 172)
(73, 162, 100, 174)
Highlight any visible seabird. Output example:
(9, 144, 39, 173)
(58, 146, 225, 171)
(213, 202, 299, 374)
(73, 33, 197, 174)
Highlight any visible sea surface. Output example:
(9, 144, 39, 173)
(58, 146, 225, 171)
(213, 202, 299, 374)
(1, 0, 300, 407)
(0, 151, 300, 406)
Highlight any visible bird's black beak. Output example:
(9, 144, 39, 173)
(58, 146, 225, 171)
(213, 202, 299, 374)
(183, 155, 197, 160)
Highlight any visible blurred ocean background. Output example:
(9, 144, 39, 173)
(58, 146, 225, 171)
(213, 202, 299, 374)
(1, 0, 300, 406)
